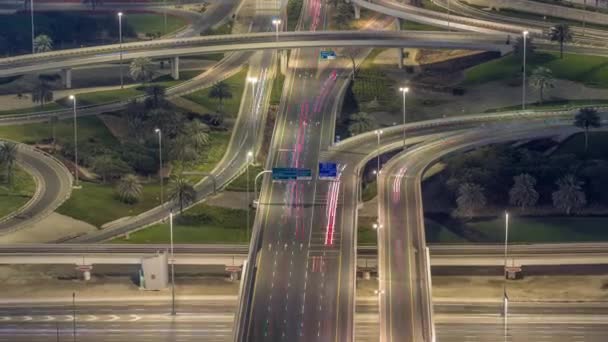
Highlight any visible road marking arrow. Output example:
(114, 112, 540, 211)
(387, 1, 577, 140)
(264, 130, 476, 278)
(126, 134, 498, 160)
(85, 315, 98, 322)
(107, 315, 120, 322)
(129, 314, 141, 322)
(43, 315, 55, 321)
(22, 316, 32, 321)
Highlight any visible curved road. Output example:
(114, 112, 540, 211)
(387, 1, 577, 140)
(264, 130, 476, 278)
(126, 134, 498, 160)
(0, 142, 72, 235)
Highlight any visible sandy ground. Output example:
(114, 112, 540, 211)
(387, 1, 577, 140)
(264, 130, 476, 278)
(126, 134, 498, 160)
(1, 264, 607, 302)
(0, 212, 96, 243)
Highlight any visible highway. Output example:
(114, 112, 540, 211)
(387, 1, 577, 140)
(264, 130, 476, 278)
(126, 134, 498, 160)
(0, 31, 513, 78)
(376, 118, 593, 342)
(0, 142, 72, 235)
(1, 299, 608, 342)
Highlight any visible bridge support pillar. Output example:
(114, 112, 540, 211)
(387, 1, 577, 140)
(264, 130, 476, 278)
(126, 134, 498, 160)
(280, 50, 288, 75)
(353, 4, 361, 19)
(62, 68, 72, 89)
(226, 266, 242, 282)
(395, 18, 402, 30)
(170, 56, 180, 80)
(397, 48, 404, 69)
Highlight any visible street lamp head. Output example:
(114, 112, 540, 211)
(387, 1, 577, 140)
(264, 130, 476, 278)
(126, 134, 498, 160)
(399, 87, 410, 93)
(154, 128, 161, 134)
(247, 151, 253, 158)
(523, 30, 529, 36)
(118, 12, 123, 17)
(247, 77, 258, 84)
(272, 19, 282, 25)
(372, 170, 377, 175)
(372, 223, 378, 229)
(69, 95, 75, 101)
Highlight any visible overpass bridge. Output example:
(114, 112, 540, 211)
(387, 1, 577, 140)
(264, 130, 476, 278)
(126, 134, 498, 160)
(0, 31, 512, 80)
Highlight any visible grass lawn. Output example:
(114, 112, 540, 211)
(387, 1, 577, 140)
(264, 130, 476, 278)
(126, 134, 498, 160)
(0, 166, 36, 220)
(554, 131, 608, 160)
(183, 130, 232, 176)
(495, 8, 608, 31)
(287, 0, 304, 31)
(0, 103, 62, 116)
(463, 51, 608, 88)
(465, 216, 608, 243)
(0, 116, 116, 145)
(183, 68, 248, 117)
(225, 165, 264, 192)
(125, 13, 188, 36)
(401, 21, 446, 31)
(270, 72, 285, 106)
(56, 181, 162, 228)
(352, 49, 401, 112)
(484, 99, 608, 113)
(112, 204, 251, 243)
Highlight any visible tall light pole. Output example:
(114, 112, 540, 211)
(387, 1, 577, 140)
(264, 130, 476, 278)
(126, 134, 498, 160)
(399, 87, 409, 148)
(72, 292, 76, 342)
(246, 151, 253, 241)
(272, 18, 281, 41)
(247, 77, 259, 150)
(169, 211, 176, 315)
(30, 0, 35, 54)
(69, 95, 79, 188)
(254, 170, 272, 208)
(447, 0, 451, 31)
(522, 30, 529, 110)
(155, 128, 164, 205)
(374, 129, 383, 176)
(118, 12, 124, 89)
(503, 210, 510, 340)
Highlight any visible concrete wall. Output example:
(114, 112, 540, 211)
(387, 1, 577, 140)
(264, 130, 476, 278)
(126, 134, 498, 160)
(463, 0, 608, 25)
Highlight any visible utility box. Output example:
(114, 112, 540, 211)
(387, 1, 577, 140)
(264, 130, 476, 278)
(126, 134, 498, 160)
(141, 252, 168, 290)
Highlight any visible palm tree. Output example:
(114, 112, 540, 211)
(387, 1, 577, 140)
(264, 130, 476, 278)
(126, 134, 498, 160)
(129, 57, 154, 83)
(169, 175, 197, 213)
(513, 35, 535, 59)
(574, 107, 601, 152)
(31, 81, 53, 108)
(209, 81, 232, 112)
(509, 173, 539, 210)
(455, 182, 486, 219)
(115, 174, 143, 204)
(347, 112, 376, 136)
(529, 67, 555, 104)
(0, 142, 18, 185)
(144, 85, 167, 108)
(33, 34, 53, 53)
(552, 174, 586, 215)
(182, 120, 210, 150)
(549, 24, 573, 59)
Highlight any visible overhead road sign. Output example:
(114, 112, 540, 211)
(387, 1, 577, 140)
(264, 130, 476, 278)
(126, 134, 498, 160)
(272, 168, 312, 181)
(319, 162, 338, 180)
(320, 50, 337, 60)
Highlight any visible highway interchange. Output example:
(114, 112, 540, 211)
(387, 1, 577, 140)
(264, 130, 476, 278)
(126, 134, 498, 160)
(1, 0, 608, 341)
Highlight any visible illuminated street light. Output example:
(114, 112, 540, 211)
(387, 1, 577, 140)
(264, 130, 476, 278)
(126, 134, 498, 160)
(246, 151, 254, 240)
(399, 87, 409, 148)
(272, 18, 282, 41)
(155, 128, 164, 205)
(522, 31, 529, 110)
(118, 12, 124, 89)
(374, 130, 383, 177)
(69, 95, 80, 188)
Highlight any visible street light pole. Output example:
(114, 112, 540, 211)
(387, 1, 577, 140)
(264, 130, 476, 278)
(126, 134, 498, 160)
(374, 130, 383, 175)
(399, 87, 409, 148)
(72, 292, 76, 342)
(272, 19, 281, 41)
(69, 95, 79, 188)
(30, 0, 35, 54)
(522, 31, 529, 110)
(246, 151, 253, 240)
(247, 77, 259, 152)
(169, 211, 176, 315)
(155, 128, 164, 205)
(254, 170, 272, 207)
(118, 12, 124, 89)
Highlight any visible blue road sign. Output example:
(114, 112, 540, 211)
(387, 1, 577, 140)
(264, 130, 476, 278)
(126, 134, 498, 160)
(320, 50, 337, 60)
(319, 163, 337, 180)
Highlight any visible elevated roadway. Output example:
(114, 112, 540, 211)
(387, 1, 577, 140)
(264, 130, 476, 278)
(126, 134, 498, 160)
(0, 31, 513, 78)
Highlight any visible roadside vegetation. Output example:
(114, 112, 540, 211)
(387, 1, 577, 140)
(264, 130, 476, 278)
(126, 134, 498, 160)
(183, 68, 248, 117)
(423, 108, 608, 243)
(113, 204, 251, 243)
(0, 142, 36, 220)
(0, 11, 188, 56)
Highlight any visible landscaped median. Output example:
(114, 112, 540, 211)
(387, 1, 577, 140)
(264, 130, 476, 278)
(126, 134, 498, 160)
(0, 163, 36, 221)
(112, 204, 250, 244)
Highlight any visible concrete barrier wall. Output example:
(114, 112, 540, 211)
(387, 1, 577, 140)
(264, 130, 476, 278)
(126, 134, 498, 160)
(463, 0, 608, 25)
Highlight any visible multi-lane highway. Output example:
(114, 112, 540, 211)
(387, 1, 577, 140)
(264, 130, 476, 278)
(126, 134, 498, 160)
(2, 299, 608, 342)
